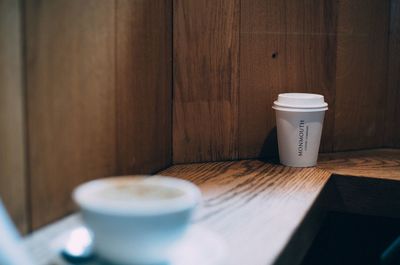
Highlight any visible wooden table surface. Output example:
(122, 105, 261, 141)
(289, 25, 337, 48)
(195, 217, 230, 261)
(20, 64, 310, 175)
(319, 149, 400, 180)
(24, 149, 400, 265)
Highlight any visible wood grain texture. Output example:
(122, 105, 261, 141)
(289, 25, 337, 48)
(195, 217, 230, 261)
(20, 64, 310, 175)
(24, 149, 400, 265)
(334, 0, 390, 150)
(160, 161, 331, 265)
(385, 0, 400, 148)
(172, 0, 396, 161)
(25, 0, 117, 229)
(319, 149, 400, 180)
(116, 0, 172, 174)
(0, 0, 27, 233)
(162, 149, 400, 264)
(239, 0, 337, 158)
(173, 0, 240, 163)
(318, 150, 400, 221)
(274, 183, 331, 265)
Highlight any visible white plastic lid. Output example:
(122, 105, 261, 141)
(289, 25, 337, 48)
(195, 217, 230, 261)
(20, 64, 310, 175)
(273, 93, 328, 111)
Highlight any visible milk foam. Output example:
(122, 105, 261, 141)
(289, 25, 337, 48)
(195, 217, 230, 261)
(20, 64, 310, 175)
(97, 183, 185, 202)
(74, 176, 201, 215)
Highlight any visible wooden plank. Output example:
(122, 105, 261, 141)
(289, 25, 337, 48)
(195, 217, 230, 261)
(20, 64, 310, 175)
(334, 0, 390, 150)
(0, 0, 28, 233)
(160, 150, 400, 265)
(173, 0, 240, 163)
(161, 161, 331, 265)
(319, 149, 400, 180)
(25, 0, 117, 229)
(385, 0, 400, 148)
(274, 184, 330, 265)
(318, 149, 400, 218)
(23, 149, 400, 265)
(239, 0, 338, 158)
(116, 0, 172, 174)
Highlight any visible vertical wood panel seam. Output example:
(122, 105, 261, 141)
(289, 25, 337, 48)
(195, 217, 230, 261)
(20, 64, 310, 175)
(114, 0, 119, 174)
(330, 0, 339, 153)
(383, 0, 394, 148)
(232, 0, 240, 160)
(170, 0, 174, 168)
(20, 0, 31, 233)
(236, 0, 241, 160)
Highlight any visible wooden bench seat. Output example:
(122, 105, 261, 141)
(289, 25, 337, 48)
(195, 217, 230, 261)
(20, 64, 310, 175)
(24, 149, 400, 265)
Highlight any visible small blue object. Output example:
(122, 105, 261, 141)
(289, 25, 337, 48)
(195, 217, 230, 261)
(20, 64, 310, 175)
(381, 236, 400, 265)
(0, 199, 34, 265)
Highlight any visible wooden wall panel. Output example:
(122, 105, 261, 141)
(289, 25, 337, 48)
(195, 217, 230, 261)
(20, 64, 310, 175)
(1, 0, 397, 231)
(173, 0, 396, 162)
(334, 0, 390, 150)
(173, 0, 240, 163)
(239, 0, 337, 158)
(0, 0, 27, 233)
(116, 0, 172, 174)
(25, 0, 172, 229)
(26, 0, 117, 229)
(385, 0, 400, 148)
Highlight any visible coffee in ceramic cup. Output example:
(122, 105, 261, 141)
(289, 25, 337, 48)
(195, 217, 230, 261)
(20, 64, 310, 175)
(73, 176, 202, 265)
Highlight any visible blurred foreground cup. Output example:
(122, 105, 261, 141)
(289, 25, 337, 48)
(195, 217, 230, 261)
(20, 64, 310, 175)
(73, 176, 202, 265)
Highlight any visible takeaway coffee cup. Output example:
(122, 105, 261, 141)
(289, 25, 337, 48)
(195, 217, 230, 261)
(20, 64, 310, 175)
(272, 93, 328, 167)
(73, 176, 202, 265)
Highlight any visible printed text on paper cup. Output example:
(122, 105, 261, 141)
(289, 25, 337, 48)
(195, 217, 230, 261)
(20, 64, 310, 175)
(298, 120, 309, 157)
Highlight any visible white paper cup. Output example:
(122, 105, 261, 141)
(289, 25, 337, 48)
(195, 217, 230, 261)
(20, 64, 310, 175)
(272, 93, 328, 167)
(73, 176, 202, 265)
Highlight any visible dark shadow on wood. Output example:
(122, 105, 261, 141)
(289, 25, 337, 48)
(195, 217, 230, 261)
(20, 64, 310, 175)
(258, 126, 279, 164)
(300, 212, 400, 265)
(275, 174, 400, 265)
(274, 177, 335, 265)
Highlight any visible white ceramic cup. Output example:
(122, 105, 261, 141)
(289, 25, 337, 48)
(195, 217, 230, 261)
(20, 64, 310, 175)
(73, 176, 202, 265)
(272, 93, 328, 167)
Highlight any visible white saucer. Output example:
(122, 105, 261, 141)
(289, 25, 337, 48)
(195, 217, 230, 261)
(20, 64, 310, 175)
(50, 225, 227, 265)
(166, 225, 227, 265)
